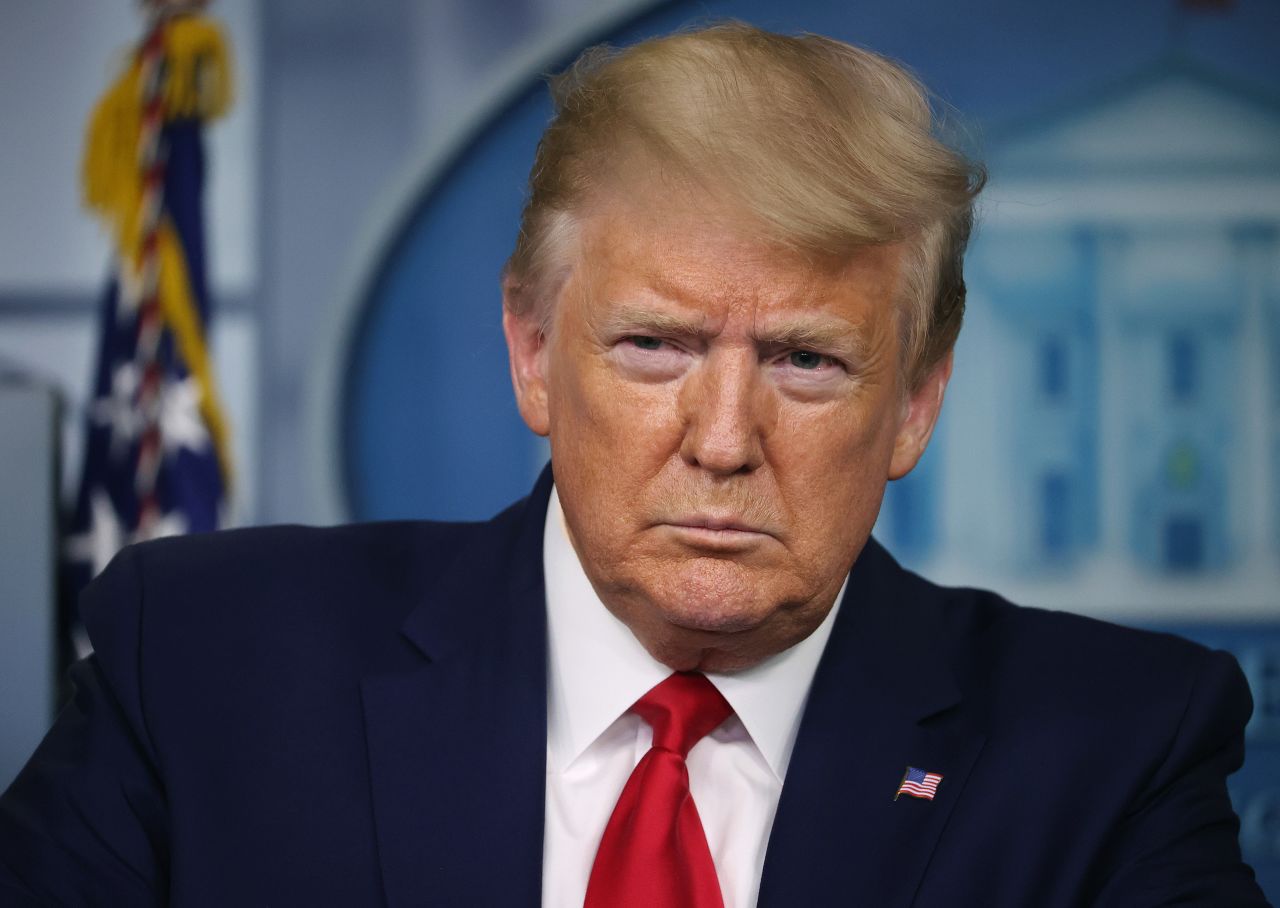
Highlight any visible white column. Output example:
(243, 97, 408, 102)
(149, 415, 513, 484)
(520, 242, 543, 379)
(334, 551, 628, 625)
(1234, 228, 1273, 570)
(1093, 225, 1130, 565)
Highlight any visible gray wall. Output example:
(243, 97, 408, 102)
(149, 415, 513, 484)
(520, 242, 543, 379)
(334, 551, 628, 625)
(0, 383, 58, 787)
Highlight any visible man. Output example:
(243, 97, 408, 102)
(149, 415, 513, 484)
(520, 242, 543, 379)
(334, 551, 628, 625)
(0, 23, 1268, 908)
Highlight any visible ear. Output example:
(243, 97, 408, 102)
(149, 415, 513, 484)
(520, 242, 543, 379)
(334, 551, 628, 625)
(888, 350, 953, 480)
(502, 277, 551, 437)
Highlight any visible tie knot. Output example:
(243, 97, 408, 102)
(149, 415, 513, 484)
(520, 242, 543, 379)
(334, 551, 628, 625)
(632, 672, 732, 758)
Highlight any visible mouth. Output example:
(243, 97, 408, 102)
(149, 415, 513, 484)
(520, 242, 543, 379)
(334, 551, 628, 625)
(660, 516, 775, 550)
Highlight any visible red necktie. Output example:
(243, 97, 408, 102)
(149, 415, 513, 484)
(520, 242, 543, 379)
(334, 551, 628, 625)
(584, 672, 733, 908)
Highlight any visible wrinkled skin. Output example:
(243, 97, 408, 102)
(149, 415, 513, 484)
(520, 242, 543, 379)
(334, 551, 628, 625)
(504, 194, 951, 672)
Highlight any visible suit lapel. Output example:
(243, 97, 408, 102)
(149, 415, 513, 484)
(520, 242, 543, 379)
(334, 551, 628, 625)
(361, 469, 553, 908)
(758, 540, 987, 908)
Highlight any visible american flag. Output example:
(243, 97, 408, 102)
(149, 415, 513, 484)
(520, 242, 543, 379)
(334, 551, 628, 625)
(895, 766, 944, 801)
(62, 5, 234, 663)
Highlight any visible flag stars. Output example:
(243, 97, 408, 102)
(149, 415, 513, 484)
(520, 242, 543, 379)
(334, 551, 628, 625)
(65, 487, 189, 578)
(91, 368, 211, 459)
(91, 363, 144, 455)
(160, 376, 211, 455)
(64, 489, 124, 577)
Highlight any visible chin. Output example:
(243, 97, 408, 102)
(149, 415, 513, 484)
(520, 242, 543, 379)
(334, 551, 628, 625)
(644, 557, 783, 632)
(661, 605, 767, 634)
(621, 565, 827, 673)
(639, 610, 804, 674)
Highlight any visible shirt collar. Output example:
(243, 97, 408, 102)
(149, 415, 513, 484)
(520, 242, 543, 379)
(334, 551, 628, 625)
(543, 486, 845, 782)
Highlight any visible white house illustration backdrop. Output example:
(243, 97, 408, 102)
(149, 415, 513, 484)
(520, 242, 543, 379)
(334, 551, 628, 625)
(877, 58, 1280, 627)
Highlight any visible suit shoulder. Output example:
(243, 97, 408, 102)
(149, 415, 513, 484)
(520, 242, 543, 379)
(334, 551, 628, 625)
(82, 519, 487, 653)
(133, 520, 474, 585)
(861, 541, 1229, 695)
(948, 583, 1211, 670)
(76, 517, 516, 737)
(897, 567, 1246, 726)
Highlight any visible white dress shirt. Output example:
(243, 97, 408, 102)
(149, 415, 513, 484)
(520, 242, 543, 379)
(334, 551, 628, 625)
(541, 488, 845, 908)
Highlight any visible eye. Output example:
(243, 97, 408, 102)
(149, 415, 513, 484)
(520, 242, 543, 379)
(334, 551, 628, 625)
(788, 350, 828, 370)
(627, 336, 665, 351)
(614, 334, 687, 381)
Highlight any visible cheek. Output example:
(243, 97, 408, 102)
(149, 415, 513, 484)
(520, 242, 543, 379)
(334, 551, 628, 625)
(773, 394, 889, 472)
(548, 351, 682, 477)
(771, 399, 898, 527)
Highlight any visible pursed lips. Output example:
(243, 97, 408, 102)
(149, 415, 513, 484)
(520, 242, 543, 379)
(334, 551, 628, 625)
(661, 515, 776, 540)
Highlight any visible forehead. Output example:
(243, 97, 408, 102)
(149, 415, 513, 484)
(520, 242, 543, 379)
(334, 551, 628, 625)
(570, 192, 905, 332)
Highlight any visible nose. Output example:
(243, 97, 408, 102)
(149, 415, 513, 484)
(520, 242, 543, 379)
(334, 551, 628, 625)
(678, 350, 767, 476)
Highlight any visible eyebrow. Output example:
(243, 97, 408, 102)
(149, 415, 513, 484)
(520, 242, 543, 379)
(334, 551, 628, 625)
(597, 304, 705, 338)
(599, 302, 873, 360)
(758, 321, 865, 355)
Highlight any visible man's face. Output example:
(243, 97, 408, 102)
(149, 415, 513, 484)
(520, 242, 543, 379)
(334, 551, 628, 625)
(504, 193, 951, 672)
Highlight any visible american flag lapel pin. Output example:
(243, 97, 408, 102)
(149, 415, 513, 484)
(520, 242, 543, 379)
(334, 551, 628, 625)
(895, 766, 944, 801)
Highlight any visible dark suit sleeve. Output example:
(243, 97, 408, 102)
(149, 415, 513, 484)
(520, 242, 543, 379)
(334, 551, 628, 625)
(1090, 647, 1270, 907)
(0, 547, 168, 907)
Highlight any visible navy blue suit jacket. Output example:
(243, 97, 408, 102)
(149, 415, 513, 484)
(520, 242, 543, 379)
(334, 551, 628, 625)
(0, 468, 1268, 906)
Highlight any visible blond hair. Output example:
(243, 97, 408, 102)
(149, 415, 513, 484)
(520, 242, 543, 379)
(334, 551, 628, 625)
(504, 23, 984, 388)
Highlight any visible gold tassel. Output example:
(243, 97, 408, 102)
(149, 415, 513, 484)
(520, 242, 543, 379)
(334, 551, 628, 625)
(82, 63, 145, 254)
(81, 13, 234, 248)
(160, 14, 235, 120)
